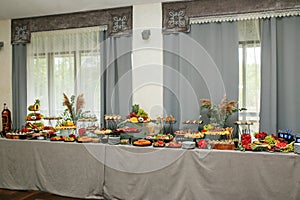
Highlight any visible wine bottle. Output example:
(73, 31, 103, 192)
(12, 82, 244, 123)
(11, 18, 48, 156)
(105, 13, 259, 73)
(2, 103, 12, 135)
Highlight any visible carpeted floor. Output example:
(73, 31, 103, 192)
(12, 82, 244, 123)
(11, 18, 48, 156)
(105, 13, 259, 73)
(0, 188, 96, 200)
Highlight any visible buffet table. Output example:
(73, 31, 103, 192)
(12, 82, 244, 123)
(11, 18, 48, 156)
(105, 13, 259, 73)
(0, 139, 299, 200)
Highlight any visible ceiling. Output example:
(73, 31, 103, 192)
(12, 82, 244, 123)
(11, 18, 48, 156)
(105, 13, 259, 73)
(0, 0, 181, 20)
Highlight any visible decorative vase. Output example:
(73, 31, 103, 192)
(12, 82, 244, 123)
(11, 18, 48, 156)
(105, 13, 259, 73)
(209, 111, 225, 128)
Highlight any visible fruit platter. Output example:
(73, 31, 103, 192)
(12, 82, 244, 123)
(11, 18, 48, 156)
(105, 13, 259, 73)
(240, 132, 295, 152)
(50, 136, 65, 141)
(126, 104, 151, 123)
(153, 140, 165, 147)
(64, 134, 76, 142)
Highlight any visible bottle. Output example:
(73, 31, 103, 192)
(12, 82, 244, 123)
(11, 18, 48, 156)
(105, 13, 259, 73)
(2, 103, 12, 135)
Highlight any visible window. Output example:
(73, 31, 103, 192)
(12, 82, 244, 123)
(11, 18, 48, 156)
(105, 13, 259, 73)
(238, 20, 261, 132)
(27, 27, 103, 120)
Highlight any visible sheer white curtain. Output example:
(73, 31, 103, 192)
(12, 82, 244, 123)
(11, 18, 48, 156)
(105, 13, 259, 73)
(27, 26, 106, 119)
(238, 19, 261, 132)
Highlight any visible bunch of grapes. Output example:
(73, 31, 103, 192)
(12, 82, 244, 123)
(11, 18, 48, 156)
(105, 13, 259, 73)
(137, 109, 148, 118)
(281, 141, 294, 153)
(264, 135, 276, 145)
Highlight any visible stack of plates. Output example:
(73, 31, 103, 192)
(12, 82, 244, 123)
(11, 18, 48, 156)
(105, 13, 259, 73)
(182, 141, 195, 149)
(108, 136, 120, 145)
(294, 143, 300, 154)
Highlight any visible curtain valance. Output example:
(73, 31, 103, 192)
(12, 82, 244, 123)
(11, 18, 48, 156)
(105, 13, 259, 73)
(11, 6, 132, 45)
(190, 8, 300, 24)
(163, 0, 300, 33)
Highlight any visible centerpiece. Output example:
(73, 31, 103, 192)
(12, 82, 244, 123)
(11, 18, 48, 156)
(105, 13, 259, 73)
(200, 95, 239, 128)
(56, 93, 86, 136)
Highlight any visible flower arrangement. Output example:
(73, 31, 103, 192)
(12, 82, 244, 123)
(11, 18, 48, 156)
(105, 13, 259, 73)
(60, 93, 86, 125)
(200, 95, 244, 127)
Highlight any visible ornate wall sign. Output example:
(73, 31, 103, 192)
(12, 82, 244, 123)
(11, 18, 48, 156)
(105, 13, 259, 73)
(11, 6, 132, 44)
(12, 23, 30, 44)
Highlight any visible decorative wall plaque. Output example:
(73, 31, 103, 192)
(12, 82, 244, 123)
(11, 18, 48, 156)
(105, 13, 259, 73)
(12, 23, 30, 44)
(112, 15, 128, 32)
(164, 8, 189, 32)
(167, 8, 189, 30)
(109, 12, 131, 36)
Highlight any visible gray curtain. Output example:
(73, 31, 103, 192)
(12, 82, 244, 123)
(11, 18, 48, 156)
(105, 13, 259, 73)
(12, 44, 27, 130)
(260, 16, 300, 133)
(260, 18, 278, 133)
(100, 32, 132, 126)
(163, 22, 239, 129)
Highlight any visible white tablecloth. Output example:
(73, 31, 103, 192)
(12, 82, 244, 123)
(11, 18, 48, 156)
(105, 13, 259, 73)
(0, 139, 299, 200)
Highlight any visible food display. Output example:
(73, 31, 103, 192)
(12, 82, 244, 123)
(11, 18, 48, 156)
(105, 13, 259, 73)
(165, 141, 182, 148)
(133, 139, 152, 146)
(114, 127, 140, 133)
(153, 140, 165, 147)
(6, 131, 29, 139)
(120, 139, 131, 145)
(64, 134, 76, 142)
(197, 140, 208, 149)
(50, 136, 64, 141)
(145, 133, 173, 142)
(175, 130, 204, 139)
(4, 96, 298, 155)
(104, 115, 122, 121)
(183, 120, 202, 124)
(202, 126, 233, 140)
(76, 136, 94, 143)
(94, 128, 112, 135)
(25, 99, 44, 131)
(209, 140, 235, 150)
(56, 121, 76, 130)
(157, 115, 176, 123)
(254, 131, 268, 140)
(126, 104, 151, 123)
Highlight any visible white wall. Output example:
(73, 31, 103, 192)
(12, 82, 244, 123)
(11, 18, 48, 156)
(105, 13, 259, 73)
(132, 3, 163, 118)
(0, 20, 12, 128)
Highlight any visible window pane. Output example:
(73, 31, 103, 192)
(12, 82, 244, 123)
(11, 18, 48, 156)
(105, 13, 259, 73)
(238, 19, 261, 133)
(31, 56, 49, 115)
(78, 51, 101, 119)
(53, 53, 75, 116)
